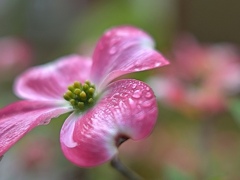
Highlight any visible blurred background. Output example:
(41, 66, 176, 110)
(1, 0, 240, 179)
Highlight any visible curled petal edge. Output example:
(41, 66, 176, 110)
(91, 26, 169, 88)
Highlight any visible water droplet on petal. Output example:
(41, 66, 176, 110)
(110, 37, 120, 45)
(109, 46, 117, 54)
(131, 84, 137, 89)
(120, 93, 127, 98)
(119, 100, 127, 110)
(128, 98, 136, 108)
(154, 62, 161, 67)
(134, 62, 143, 71)
(145, 92, 153, 98)
(112, 92, 120, 98)
(142, 99, 154, 107)
(132, 90, 142, 99)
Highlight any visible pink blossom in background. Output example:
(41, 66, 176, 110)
(0, 37, 32, 81)
(19, 137, 56, 170)
(0, 26, 169, 167)
(149, 36, 240, 114)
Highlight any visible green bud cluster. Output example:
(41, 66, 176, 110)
(63, 81, 96, 110)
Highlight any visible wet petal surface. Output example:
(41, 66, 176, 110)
(60, 79, 158, 167)
(91, 26, 169, 88)
(0, 100, 71, 156)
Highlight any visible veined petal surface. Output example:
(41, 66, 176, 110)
(91, 26, 169, 88)
(14, 55, 92, 100)
(0, 100, 71, 156)
(60, 79, 158, 167)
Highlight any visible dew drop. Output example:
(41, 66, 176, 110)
(109, 46, 117, 54)
(112, 92, 120, 98)
(119, 100, 127, 110)
(120, 93, 127, 98)
(132, 90, 142, 99)
(154, 62, 161, 67)
(131, 83, 137, 89)
(128, 98, 136, 108)
(110, 37, 120, 45)
(133, 61, 143, 71)
(142, 99, 154, 107)
(145, 92, 153, 98)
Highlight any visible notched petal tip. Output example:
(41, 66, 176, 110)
(115, 134, 129, 147)
(91, 25, 169, 87)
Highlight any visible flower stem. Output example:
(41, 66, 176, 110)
(198, 116, 214, 179)
(110, 155, 143, 180)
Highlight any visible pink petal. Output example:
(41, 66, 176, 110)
(14, 55, 92, 100)
(0, 100, 71, 156)
(60, 79, 158, 167)
(91, 26, 169, 88)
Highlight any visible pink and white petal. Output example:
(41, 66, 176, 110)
(60, 79, 158, 167)
(91, 26, 169, 88)
(0, 100, 72, 156)
(14, 54, 92, 101)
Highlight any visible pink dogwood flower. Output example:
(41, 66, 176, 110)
(149, 36, 240, 114)
(0, 26, 169, 167)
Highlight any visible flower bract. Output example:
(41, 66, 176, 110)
(0, 26, 169, 167)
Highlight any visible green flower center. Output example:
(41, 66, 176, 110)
(63, 81, 96, 111)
